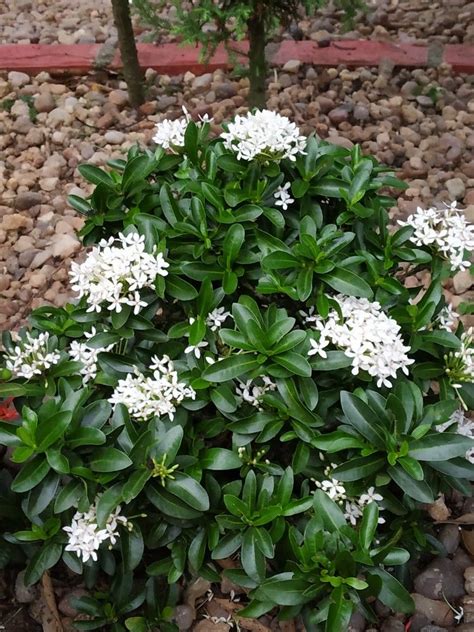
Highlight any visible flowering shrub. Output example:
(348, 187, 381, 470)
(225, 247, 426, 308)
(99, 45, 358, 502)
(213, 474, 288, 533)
(1, 110, 473, 631)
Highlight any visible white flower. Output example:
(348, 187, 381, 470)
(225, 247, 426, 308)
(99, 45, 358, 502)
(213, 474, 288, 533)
(344, 501, 363, 526)
(220, 110, 307, 162)
(436, 304, 459, 331)
(306, 294, 414, 388)
(445, 327, 474, 388)
(5, 331, 61, 379)
(274, 182, 294, 211)
(398, 202, 474, 272)
(436, 408, 474, 463)
(63, 500, 130, 563)
(184, 341, 209, 359)
(153, 117, 187, 150)
(69, 232, 169, 314)
(316, 477, 347, 502)
(235, 376, 276, 409)
(109, 359, 196, 421)
(299, 306, 319, 324)
(206, 307, 231, 332)
(359, 486, 384, 505)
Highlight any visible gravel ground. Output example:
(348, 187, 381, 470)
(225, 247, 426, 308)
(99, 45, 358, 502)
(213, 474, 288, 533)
(1, 0, 473, 45)
(1, 61, 473, 331)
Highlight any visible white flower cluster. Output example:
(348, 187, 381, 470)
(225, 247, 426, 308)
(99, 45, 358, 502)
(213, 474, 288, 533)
(398, 202, 474, 272)
(435, 304, 459, 331)
(235, 376, 277, 409)
(306, 294, 414, 388)
(315, 465, 384, 525)
(153, 106, 212, 151)
(5, 331, 60, 379)
(274, 183, 294, 211)
(436, 408, 474, 463)
(70, 232, 169, 314)
(445, 327, 474, 388)
(68, 329, 114, 383)
(206, 307, 231, 332)
(108, 356, 196, 421)
(221, 110, 307, 162)
(64, 500, 130, 563)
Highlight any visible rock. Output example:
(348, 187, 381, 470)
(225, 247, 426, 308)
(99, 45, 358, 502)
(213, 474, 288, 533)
(104, 130, 125, 145)
(414, 558, 465, 602)
(311, 29, 332, 46)
(348, 611, 366, 631)
(0, 275, 11, 292)
(19, 249, 39, 268)
(328, 105, 351, 124)
(192, 73, 213, 93)
(412, 594, 454, 627)
(34, 92, 56, 113)
(446, 177, 465, 200)
(316, 95, 335, 113)
(40, 177, 59, 192)
(453, 270, 473, 294)
(401, 105, 420, 124)
(30, 250, 53, 269)
(29, 272, 47, 288)
(193, 621, 230, 632)
(47, 107, 73, 127)
(215, 83, 237, 99)
(282, 59, 301, 73)
(13, 235, 35, 253)
(438, 524, 461, 555)
(109, 89, 129, 107)
(8, 71, 30, 88)
(15, 570, 37, 603)
(465, 567, 474, 594)
(156, 95, 178, 112)
(58, 588, 89, 617)
(174, 604, 195, 631)
(50, 234, 81, 259)
(420, 627, 449, 632)
(353, 104, 370, 121)
(416, 96, 435, 107)
(381, 618, 404, 632)
(13, 116, 33, 134)
(1, 213, 32, 231)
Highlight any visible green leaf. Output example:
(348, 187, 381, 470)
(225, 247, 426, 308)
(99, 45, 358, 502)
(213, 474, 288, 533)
(202, 355, 260, 382)
(212, 532, 242, 560)
(223, 223, 245, 265)
(166, 473, 210, 511)
(313, 490, 346, 530)
(36, 411, 72, 451)
(78, 164, 115, 187)
(273, 352, 312, 377)
(146, 485, 202, 519)
(326, 587, 353, 632)
(201, 448, 242, 470)
(166, 275, 198, 301)
(388, 465, 434, 503)
(241, 528, 265, 582)
(121, 525, 144, 572)
(368, 568, 414, 614)
(334, 455, 385, 482)
(122, 469, 152, 503)
(96, 484, 123, 528)
(359, 502, 379, 550)
(11, 456, 50, 493)
(188, 528, 207, 571)
(340, 391, 386, 449)
(310, 351, 352, 371)
(89, 448, 132, 472)
(24, 542, 63, 586)
(409, 433, 473, 461)
(322, 268, 373, 299)
(262, 251, 300, 269)
(255, 573, 309, 606)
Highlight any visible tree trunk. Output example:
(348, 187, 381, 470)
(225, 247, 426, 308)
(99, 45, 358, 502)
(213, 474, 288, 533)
(247, 2, 267, 109)
(111, 0, 145, 107)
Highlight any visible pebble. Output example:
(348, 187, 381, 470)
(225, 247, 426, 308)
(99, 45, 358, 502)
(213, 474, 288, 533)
(1, 213, 33, 231)
(453, 270, 473, 294)
(174, 604, 195, 631)
(465, 567, 474, 594)
(104, 130, 125, 145)
(8, 71, 30, 88)
(58, 588, 89, 617)
(34, 92, 56, 113)
(14, 570, 37, 603)
(51, 234, 81, 259)
(446, 177, 466, 199)
(282, 59, 301, 73)
(438, 524, 461, 555)
(412, 594, 454, 627)
(414, 558, 465, 601)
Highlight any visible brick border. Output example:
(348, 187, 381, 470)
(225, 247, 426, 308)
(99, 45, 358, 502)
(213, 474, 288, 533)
(0, 40, 473, 76)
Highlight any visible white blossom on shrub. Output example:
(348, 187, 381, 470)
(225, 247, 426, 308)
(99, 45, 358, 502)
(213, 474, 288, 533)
(235, 376, 276, 409)
(398, 202, 474, 272)
(307, 294, 414, 388)
(4, 331, 61, 379)
(274, 183, 294, 210)
(206, 307, 232, 331)
(68, 329, 114, 383)
(64, 501, 130, 563)
(69, 232, 169, 314)
(445, 327, 474, 388)
(153, 117, 188, 150)
(221, 110, 307, 162)
(108, 357, 196, 421)
(436, 408, 474, 462)
(436, 304, 459, 331)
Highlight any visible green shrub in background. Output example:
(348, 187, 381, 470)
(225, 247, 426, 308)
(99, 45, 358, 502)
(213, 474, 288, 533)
(131, 0, 367, 107)
(0, 109, 473, 631)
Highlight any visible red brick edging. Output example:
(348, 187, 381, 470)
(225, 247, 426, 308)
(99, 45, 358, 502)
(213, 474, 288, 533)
(0, 40, 473, 76)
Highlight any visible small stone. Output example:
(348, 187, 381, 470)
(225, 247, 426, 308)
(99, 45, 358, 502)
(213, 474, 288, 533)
(15, 570, 37, 603)
(13, 115, 33, 134)
(316, 95, 335, 113)
(29, 272, 47, 288)
(40, 177, 59, 192)
(1, 213, 32, 231)
(414, 558, 465, 601)
(51, 234, 81, 259)
(438, 524, 461, 555)
(311, 29, 332, 46)
(0, 275, 10, 292)
(412, 594, 454, 627)
(380, 618, 404, 632)
(156, 95, 177, 112)
(401, 105, 420, 124)
(109, 89, 129, 107)
(104, 130, 125, 145)
(19, 249, 39, 268)
(348, 611, 366, 631)
(452, 270, 472, 294)
(58, 588, 89, 618)
(192, 73, 213, 92)
(215, 82, 237, 99)
(13, 235, 35, 253)
(8, 71, 30, 88)
(353, 104, 370, 121)
(420, 627, 449, 632)
(328, 106, 351, 125)
(282, 59, 301, 73)
(416, 95, 435, 107)
(30, 250, 53, 269)
(446, 177, 465, 200)
(465, 566, 474, 594)
(34, 92, 56, 113)
(174, 604, 195, 631)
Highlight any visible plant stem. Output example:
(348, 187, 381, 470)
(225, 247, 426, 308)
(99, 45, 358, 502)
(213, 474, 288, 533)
(247, 1, 267, 109)
(111, 0, 145, 107)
